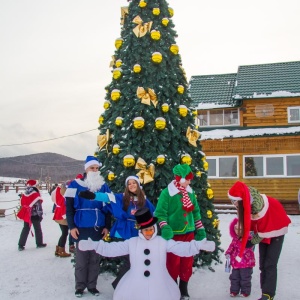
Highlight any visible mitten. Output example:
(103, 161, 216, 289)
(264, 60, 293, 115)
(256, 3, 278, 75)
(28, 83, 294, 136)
(79, 190, 95, 200)
(196, 238, 215, 252)
(195, 228, 206, 241)
(78, 238, 98, 251)
(161, 225, 174, 240)
(94, 192, 110, 203)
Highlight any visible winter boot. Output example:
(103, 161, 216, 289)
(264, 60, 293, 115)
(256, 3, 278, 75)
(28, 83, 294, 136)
(179, 280, 189, 299)
(260, 294, 274, 300)
(57, 246, 71, 257)
(55, 245, 59, 256)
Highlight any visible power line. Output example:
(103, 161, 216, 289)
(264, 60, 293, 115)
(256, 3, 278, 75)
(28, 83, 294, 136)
(0, 128, 98, 147)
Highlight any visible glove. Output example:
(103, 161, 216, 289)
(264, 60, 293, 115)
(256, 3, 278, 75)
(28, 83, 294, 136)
(78, 238, 98, 251)
(195, 228, 206, 241)
(246, 240, 254, 248)
(79, 190, 96, 200)
(161, 225, 174, 240)
(197, 238, 215, 252)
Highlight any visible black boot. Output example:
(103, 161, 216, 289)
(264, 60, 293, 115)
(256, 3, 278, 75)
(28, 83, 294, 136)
(179, 280, 189, 299)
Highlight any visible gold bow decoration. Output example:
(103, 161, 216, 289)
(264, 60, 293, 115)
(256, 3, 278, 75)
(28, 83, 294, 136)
(135, 157, 155, 184)
(186, 126, 201, 147)
(120, 7, 129, 25)
(97, 129, 110, 151)
(132, 15, 153, 38)
(136, 86, 158, 107)
(109, 55, 116, 68)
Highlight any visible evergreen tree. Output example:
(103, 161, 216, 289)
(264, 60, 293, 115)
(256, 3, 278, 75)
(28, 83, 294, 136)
(96, 0, 221, 268)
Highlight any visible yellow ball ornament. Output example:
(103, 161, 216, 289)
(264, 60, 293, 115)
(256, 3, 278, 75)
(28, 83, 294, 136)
(152, 52, 163, 64)
(112, 144, 120, 155)
(123, 155, 135, 167)
(177, 85, 184, 94)
(133, 64, 142, 73)
(207, 210, 213, 218)
(103, 101, 110, 110)
(113, 68, 122, 80)
(133, 117, 145, 129)
(155, 117, 166, 130)
(156, 155, 165, 165)
(115, 38, 123, 49)
(111, 89, 121, 101)
(207, 188, 214, 199)
(98, 116, 104, 124)
(150, 30, 161, 41)
(196, 171, 202, 177)
(162, 18, 169, 26)
(161, 103, 169, 113)
(181, 155, 192, 165)
(152, 8, 160, 16)
(178, 105, 188, 117)
(115, 117, 123, 126)
(212, 219, 220, 228)
(192, 110, 198, 116)
(170, 44, 179, 55)
(108, 172, 115, 181)
(115, 59, 122, 68)
(168, 7, 174, 17)
(203, 161, 209, 171)
(139, 0, 147, 8)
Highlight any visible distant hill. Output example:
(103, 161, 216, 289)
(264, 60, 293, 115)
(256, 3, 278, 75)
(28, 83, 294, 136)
(0, 153, 85, 182)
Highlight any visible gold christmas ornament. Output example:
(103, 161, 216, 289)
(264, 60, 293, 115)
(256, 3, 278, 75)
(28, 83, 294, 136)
(97, 129, 110, 150)
(150, 30, 161, 41)
(181, 154, 192, 165)
(111, 89, 121, 101)
(115, 59, 122, 67)
(196, 171, 202, 177)
(155, 117, 166, 130)
(120, 6, 129, 26)
(170, 44, 179, 55)
(192, 110, 198, 116)
(133, 64, 142, 73)
(137, 87, 158, 107)
(152, 8, 160, 16)
(123, 155, 135, 167)
(178, 105, 188, 117)
(186, 126, 201, 147)
(161, 103, 169, 113)
(203, 161, 209, 171)
(133, 117, 145, 129)
(168, 7, 174, 17)
(113, 68, 122, 80)
(152, 52, 163, 64)
(115, 38, 123, 49)
(156, 155, 165, 165)
(139, 0, 147, 8)
(207, 188, 214, 199)
(162, 18, 169, 26)
(103, 101, 110, 110)
(112, 144, 120, 155)
(108, 172, 115, 181)
(98, 116, 104, 124)
(132, 15, 152, 38)
(207, 210, 213, 218)
(212, 219, 220, 228)
(115, 117, 123, 126)
(177, 85, 184, 94)
(135, 157, 155, 184)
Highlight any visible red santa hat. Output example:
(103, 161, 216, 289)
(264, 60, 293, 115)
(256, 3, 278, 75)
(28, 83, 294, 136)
(227, 181, 251, 262)
(26, 179, 37, 186)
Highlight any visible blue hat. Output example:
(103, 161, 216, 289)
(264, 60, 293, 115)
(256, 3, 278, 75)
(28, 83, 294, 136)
(84, 156, 102, 170)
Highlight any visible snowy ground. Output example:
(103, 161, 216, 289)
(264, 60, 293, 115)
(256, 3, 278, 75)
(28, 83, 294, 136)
(0, 189, 299, 300)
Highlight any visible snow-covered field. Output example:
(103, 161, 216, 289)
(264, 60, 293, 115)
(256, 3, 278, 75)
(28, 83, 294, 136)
(0, 188, 299, 299)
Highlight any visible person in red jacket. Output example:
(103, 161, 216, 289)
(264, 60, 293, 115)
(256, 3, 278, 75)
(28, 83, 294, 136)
(228, 181, 291, 300)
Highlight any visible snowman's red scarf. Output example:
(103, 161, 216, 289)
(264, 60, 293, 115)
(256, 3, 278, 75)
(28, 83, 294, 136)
(174, 180, 194, 212)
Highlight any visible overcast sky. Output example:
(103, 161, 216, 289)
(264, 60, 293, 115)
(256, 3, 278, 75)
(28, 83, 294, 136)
(0, 0, 299, 160)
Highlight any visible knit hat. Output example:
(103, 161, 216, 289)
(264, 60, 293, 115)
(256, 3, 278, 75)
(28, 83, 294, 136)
(125, 175, 142, 189)
(173, 164, 194, 183)
(26, 179, 37, 186)
(227, 181, 252, 262)
(84, 156, 102, 170)
(135, 207, 157, 230)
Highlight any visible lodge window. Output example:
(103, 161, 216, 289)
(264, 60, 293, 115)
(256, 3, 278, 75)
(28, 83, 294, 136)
(206, 156, 238, 178)
(288, 106, 300, 123)
(244, 154, 300, 178)
(196, 109, 239, 127)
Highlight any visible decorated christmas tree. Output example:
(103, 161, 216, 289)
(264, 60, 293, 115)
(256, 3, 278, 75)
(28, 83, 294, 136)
(96, 0, 221, 268)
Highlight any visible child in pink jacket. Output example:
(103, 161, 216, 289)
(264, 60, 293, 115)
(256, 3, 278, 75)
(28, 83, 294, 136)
(225, 218, 255, 298)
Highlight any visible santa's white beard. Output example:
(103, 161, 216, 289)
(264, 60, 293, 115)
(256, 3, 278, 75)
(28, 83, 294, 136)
(84, 171, 105, 192)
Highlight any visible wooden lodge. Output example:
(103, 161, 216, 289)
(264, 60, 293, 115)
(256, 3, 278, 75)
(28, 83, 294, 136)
(189, 61, 300, 214)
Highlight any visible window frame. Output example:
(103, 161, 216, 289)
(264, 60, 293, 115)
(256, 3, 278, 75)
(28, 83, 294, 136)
(287, 106, 300, 123)
(196, 109, 239, 127)
(206, 156, 239, 179)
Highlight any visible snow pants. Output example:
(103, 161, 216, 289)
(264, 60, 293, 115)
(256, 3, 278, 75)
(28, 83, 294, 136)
(259, 235, 284, 298)
(18, 215, 43, 247)
(230, 267, 253, 295)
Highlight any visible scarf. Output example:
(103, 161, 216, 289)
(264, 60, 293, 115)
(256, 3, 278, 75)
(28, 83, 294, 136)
(174, 180, 194, 212)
